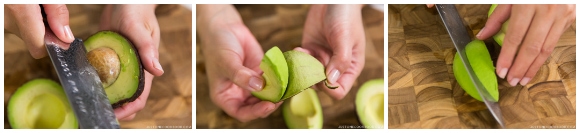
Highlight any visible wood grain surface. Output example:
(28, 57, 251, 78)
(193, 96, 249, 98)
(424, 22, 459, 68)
(388, 4, 576, 129)
(3, 4, 192, 129)
(196, 4, 384, 129)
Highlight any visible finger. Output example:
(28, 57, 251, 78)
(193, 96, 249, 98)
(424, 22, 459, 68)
(520, 13, 568, 86)
(124, 19, 164, 77)
(119, 114, 137, 121)
(506, 6, 552, 87)
(42, 4, 74, 43)
(114, 72, 153, 119)
(319, 73, 358, 100)
(426, 4, 435, 8)
(477, 4, 512, 40)
(221, 56, 264, 92)
(221, 24, 265, 92)
(495, 5, 535, 80)
(5, 5, 47, 59)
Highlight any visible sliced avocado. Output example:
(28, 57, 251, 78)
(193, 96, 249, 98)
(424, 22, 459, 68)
(453, 40, 499, 102)
(7, 79, 78, 129)
(251, 46, 288, 102)
(84, 31, 144, 108)
(355, 79, 384, 129)
(282, 88, 323, 129)
(280, 50, 326, 101)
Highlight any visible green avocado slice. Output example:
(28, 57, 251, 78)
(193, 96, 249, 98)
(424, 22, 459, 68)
(355, 79, 384, 129)
(251, 46, 288, 102)
(8, 79, 78, 129)
(84, 31, 145, 108)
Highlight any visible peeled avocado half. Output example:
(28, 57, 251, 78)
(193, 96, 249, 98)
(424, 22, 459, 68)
(282, 88, 323, 129)
(355, 79, 384, 129)
(8, 79, 78, 129)
(251, 47, 326, 102)
(453, 40, 499, 102)
(84, 31, 145, 108)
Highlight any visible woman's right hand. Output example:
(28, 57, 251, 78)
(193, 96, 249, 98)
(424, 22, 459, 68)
(5, 4, 75, 59)
(197, 4, 283, 122)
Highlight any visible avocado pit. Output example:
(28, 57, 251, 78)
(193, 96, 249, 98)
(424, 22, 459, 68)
(87, 47, 120, 88)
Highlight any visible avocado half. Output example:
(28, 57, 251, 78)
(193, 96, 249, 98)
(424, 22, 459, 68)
(251, 47, 326, 103)
(84, 31, 145, 108)
(7, 79, 78, 129)
(282, 88, 323, 129)
(355, 79, 384, 129)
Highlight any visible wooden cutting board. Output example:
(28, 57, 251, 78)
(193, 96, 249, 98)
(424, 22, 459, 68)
(4, 4, 192, 129)
(196, 4, 384, 129)
(388, 4, 576, 128)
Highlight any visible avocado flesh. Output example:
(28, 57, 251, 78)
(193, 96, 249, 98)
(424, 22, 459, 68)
(280, 50, 326, 101)
(453, 40, 499, 102)
(282, 88, 323, 129)
(251, 46, 288, 102)
(8, 79, 78, 129)
(85, 31, 144, 108)
(355, 79, 384, 129)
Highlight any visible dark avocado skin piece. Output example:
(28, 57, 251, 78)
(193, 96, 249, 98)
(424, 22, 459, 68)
(85, 31, 145, 109)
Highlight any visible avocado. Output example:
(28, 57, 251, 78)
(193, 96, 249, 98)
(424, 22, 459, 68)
(7, 79, 78, 129)
(453, 40, 499, 102)
(251, 46, 289, 102)
(251, 48, 327, 102)
(355, 79, 384, 129)
(282, 88, 323, 129)
(84, 31, 144, 108)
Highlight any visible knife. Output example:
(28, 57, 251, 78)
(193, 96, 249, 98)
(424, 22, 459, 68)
(42, 5, 120, 129)
(435, 4, 506, 128)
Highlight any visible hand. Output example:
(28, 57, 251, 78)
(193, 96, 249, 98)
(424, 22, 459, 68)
(476, 4, 576, 86)
(99, 4, 165, 120)
(299, 4, 366, 100)
(197, 4, 282, 122)
(5, 4, 75, 59)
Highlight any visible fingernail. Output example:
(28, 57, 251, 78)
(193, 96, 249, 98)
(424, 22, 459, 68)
(152, 57, 164, 74)
(249, 76, 263, 91)
(63, 25, 74, 41)
(328, 69, 340, 84)
(498, 68, 507, 79)
(509, 78, 520, 87)
(520, 77, 531, 86)
(476, 27, 485, 38)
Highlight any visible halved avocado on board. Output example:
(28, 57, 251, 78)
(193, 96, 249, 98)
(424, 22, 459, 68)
(7, 79, 78, 129)
(84, 31, 144, 108)
(282, 88, 323, 129)
(355, 79, 384, 129)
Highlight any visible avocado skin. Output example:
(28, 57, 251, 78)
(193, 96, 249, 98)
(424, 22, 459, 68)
(85, 31, 145, 109)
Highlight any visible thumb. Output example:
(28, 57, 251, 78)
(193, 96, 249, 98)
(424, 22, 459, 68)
(325, 41, 352, 86)
(477, 4, 511, 40)
(222, 59, 264, 92)
(42, 4, 75, 43)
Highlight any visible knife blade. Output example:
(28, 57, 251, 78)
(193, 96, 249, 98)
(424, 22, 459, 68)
(42, 5, 120, 129)
(435, 4, 506, 128)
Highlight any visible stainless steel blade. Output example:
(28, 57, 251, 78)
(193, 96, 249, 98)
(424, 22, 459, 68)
(45, 28, 120, 129)
(435, 4, 506, 128)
